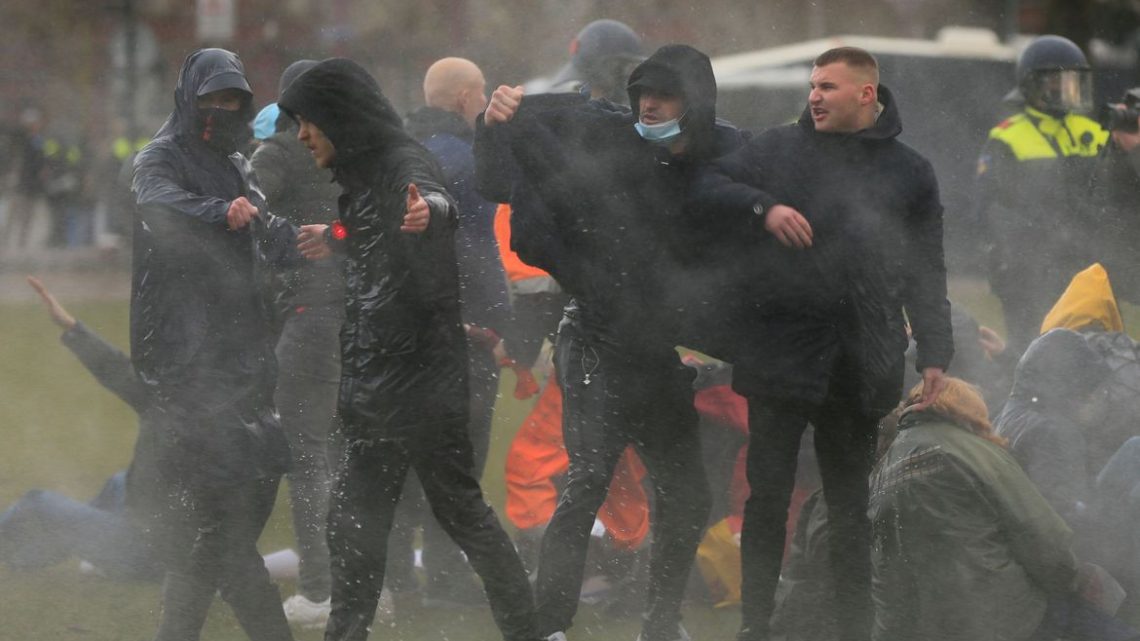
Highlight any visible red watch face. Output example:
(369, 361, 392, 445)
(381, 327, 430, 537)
(331, 220, 348, 240)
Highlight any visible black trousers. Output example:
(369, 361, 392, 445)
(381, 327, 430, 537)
(738, 395, 879, 641)
(386, 347, 501, 595)
(323, 418, 537, 641)
(150, 476, 292, 641)
(535, 327, 711, 640)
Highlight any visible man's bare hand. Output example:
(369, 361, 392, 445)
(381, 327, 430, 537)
(911, 367, 948, 411)
(226, 196, 259, 230)
(977, 326, 1006, 359)
(298, 224, 332, 260)
(27, 276, 76, 330)
(1113, 127, 1140, 152)
(401, 184, 430, 233)
(484, 85, 524, 127)
(764, 204, 813, 249)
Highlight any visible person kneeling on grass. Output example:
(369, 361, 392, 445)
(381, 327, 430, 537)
(870, 376, 1139, 641)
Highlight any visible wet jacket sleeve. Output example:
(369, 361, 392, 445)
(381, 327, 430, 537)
(974, 139, 1021, 288)
(132, 143, 230, 226)
(473, 114, 514, 203)
(60, 321, 151, 413)
(984, 446, 1078, 595)
(904, 159, 954, 372)
(685, 141, 781, 237)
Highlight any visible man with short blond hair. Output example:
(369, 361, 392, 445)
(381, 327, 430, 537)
(688, 46, 954, 641)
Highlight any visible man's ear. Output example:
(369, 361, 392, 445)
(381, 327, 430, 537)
(860, 83, 877, 106)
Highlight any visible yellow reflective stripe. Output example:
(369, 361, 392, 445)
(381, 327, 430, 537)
(990, 110, 1107, 161)
(989, 116, 1057, 160)
(42, 138, 61, 157)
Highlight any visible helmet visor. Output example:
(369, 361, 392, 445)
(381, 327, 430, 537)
(1031, 69, 1093, 114)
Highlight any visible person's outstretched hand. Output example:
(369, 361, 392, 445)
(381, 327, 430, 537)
(27, 276, 76, 330)
(401, 184, 430, 233)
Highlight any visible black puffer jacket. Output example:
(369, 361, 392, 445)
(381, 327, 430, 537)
(474, 44, 746, 356)
(279, 58, 467, 435)
(130, 48, 297, 485)
(687, 88, 954, 415)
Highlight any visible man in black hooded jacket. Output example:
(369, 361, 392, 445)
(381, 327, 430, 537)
(130, 48, 299, 641)
(478, 44, 742, 641)
(277, 58, 539, 641)
(686, 47, 954, 641)
(250, 58, 343, 625)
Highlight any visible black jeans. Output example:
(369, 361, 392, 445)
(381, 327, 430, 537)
(536, 327, 711, 640)
(324, 419, 537, 641)
(739, 395, 879, 641)
(150, 476, 292, 641)
(387, 347, 501, 595)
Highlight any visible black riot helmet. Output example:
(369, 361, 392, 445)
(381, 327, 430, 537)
(1017, 35, 1093, 116)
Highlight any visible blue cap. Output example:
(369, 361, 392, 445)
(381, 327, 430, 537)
(253, 103, 280, 140)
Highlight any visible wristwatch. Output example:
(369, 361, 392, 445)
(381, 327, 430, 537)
(752, 202, 765, 217)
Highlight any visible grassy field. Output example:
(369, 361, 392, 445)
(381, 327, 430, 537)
(0, 295, 745, 641)
(0, 277, 1099, 640)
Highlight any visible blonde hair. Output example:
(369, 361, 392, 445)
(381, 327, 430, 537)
(905, 377, 1007, 448)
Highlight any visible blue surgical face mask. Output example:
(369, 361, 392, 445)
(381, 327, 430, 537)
(635, 115, 684, 145)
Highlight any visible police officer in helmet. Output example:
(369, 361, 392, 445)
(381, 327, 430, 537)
(976, 34, 1108, 358)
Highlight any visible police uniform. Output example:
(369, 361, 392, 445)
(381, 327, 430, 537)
(976, 105, 1108, 353)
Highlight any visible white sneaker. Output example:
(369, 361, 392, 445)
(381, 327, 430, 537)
(282, 594, 331, 630)
(546, 633, 568, 641)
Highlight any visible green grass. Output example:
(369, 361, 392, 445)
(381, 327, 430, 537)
(2, 280, 1108, 640)
(0, 298, 743, 640)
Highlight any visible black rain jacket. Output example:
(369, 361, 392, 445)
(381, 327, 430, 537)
(687, 87, 954, 415)
(474, 44, 746, 357)
(279, 58, 468, 435)
(130, 49, 297, 487)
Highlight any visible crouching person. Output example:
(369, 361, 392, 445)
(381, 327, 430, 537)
(869, 377, 1139, 641)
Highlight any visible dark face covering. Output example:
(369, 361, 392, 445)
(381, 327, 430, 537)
(196, 106, 250, 153)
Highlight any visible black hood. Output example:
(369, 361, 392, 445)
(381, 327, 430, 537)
(797, 83, 903, 141)
(278, 57, 417, 166)
(279, 59, 318, 97)
(1010, 328, 1109, 403)
(626, 44, 719, 159)
(154, 48, 253, 141)
(405, 106, 472, 143)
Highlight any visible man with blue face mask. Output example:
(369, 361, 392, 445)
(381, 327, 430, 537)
(477, 44, 745, 641)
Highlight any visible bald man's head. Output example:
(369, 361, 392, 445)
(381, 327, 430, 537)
(423, 57, 487, 128)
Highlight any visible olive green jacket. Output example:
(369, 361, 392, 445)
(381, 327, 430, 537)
(869, 410, 1076, 641)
